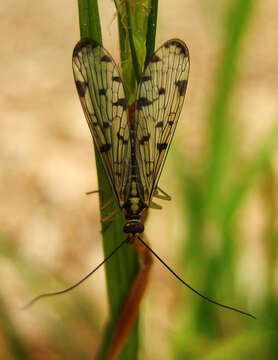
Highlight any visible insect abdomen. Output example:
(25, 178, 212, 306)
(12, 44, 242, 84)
(122, 179, 146, 219)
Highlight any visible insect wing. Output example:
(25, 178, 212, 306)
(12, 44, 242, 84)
(72, 39, 131, 205)
(135, 39, 190, 204)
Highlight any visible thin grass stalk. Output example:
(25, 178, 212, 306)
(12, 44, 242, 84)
(77, 0, 158, 358)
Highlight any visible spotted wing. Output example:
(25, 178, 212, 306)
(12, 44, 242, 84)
(72, 39, 130, 205)
(135, 39, 190, 204)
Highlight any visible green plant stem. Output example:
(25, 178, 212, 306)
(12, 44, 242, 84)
(205, 0, 257, 213)
(76, 1, 158, 357)
(145, 0, 158, 62)
(77, 1, 139, 359)
(174, 0, 259, 345)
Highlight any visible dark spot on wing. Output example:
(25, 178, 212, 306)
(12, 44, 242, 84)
(137, 97, 152, 110)
(158, 88, 165, 95)
(117, 133, 127, 142)
(165, 40, 188, 56)
(100, 144, 111, 152)
(139, 134, 150, 145)
(141, 76, 151, 82)
(73, 39, 90, 56)
(99, 89, 106, 96)
(112, 76, 121, 82)
(73, 43, 82, 57)
(149, 55, 161, 63)
(175, 80, 188, 96)
(177, 43, 187, 55)
(157, 143, 167, 152)
(113, 98, 127, 110)
(76, 81, 87, 97)
(103, 122, 110, 128)
(73, 39, 98, 57)
(101, 55, 112, 62)
(168, 120, 174, 126)
(156, 121, 163, 128)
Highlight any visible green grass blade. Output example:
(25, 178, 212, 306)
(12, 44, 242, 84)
(78, 0, 102, 42)
(115, 0, 152, 103)
(221, 120, 278, 223)
(145, 0, 158, 62)
(172, 0, 259, 352)
(205, 0, 257, 213)
(77, 1, 140, 359)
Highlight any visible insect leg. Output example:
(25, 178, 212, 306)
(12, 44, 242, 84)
(100, 197, 115, 211)
(101, 208, 121, 224)
(85, 189, 100, 196)
(106, 236, 153, 360)
(101, 206, 120, 233)
(149, 201, 162, 209)
(85, 190, 117, 232)
(86, 189, 115, 212)
(100, 211, 119, 234)
(153, 186, 171, 201)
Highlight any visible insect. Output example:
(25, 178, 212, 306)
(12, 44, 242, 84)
(72, 38, 189, 358)
(72, 38, 189, 234)
(24, 38, 254, 360)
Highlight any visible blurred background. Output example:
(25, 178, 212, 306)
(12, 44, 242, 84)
(1, 0, 278, 359)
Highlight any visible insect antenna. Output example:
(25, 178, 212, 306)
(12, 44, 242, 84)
(23, 237, 128, 310)
(85, 189, 100, 195)
(137, 236, 256, 320)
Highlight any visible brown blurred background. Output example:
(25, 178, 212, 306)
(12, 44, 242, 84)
(1, 1, 278, 359)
